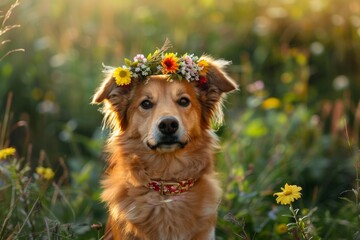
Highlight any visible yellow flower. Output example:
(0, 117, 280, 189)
(198, 59, 209, 75)
(301, 208, 309, 215)
(36, 166, 45, 174)
(273, 183, 302, 205)
(0, 147, 16, 160)
(161, 53, 179, 74)
(43, 168, 55, 180)
(281, 72, 294, 84)
(275, 223, 288, 234)
(113, 67, 132, 86)
(36, 166, 55, 180)
(262, 97, 281, 110)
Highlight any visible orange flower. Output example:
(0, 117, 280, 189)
(262, 97, 281, 110)
(161, 53, 179, 74)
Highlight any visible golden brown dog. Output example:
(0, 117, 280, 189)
(92, 53, 237, 239)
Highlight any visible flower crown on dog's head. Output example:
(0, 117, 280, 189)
(102, 39, 209, 86)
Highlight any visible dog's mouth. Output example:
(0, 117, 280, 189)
(147, 138, 188, 151)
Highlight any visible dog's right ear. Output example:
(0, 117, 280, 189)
(92, 75, 133, 131)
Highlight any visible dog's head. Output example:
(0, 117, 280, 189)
(92, 56, 237, 153)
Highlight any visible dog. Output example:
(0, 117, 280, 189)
(92, 47, 237, 240)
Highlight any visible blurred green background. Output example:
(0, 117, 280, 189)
(1, 0, 360, 239)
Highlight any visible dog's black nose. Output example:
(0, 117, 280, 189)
(158, 117, 179, 135)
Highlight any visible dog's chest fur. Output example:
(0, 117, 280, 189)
(108, 179, 220, 240)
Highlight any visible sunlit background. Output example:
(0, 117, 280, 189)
(1, 0, 360, 238)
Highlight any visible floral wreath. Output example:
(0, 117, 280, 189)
(102, 39, 209, 86)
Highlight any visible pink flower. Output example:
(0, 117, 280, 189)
(134, 54, 147, 63)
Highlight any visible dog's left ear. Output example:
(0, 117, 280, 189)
(196, 56, 238, 126)
(200, 56, 238, 93)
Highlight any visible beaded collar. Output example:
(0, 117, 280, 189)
(146, 178, 197, 196)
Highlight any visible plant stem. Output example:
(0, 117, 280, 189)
(0, 93, 12, 148)
(289, 203, 309, 240)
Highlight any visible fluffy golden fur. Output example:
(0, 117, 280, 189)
(92, 56, 237, 240)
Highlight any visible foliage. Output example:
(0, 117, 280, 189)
(216, 58, 360, 238)
(0, 0, 360, 239)
(0, 95, 105, 239)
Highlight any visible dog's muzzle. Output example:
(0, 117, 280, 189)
(147, 116, 188, 151)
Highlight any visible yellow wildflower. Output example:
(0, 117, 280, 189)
(36, 167, 46, 179)
(302, 208, 309, 215)
(113, 67, 132, 86)
(281, 72, 294, 84)
(36, 166, 45, 174)
(275, 223, 288, 234)
(43, 168, 55, 180)
(273, 183, 302, 205)
(36, 166, 55, 180)
(198, 59, 209, 75)
(262, 97, 281, 110)
(296, 53, 307, 66)
(0, 147, 16, 160)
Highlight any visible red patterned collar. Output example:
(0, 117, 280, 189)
(146, 178, 196, 196)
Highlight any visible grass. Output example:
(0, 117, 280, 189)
(0, 0, 24, 62)
(1, 0, 360, 239)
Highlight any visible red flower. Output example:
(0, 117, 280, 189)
(199, 76, 208, 85)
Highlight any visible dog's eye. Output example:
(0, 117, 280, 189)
(140, 100, 153, 109)
(178, 97, 190, 107)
